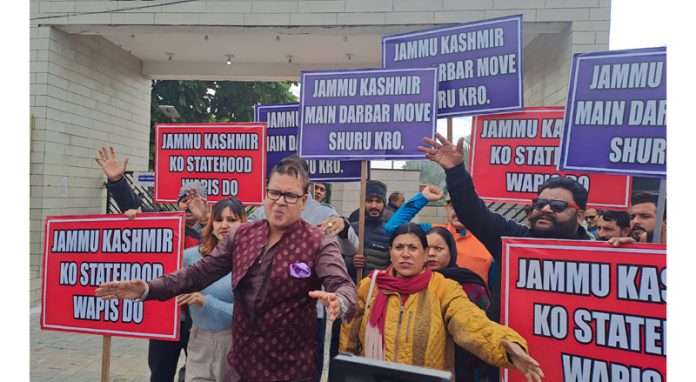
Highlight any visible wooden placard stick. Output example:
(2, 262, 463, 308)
(101, 335, 111, 382)
(356, 160, 368, 282)
(447, 118, 453, 142)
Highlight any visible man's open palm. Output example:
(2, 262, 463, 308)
(186, 190, 209, 222)
(96, 146, 128, 182)
(418, 132, 465, 170)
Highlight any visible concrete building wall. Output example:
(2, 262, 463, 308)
(524, 7, 611, 106)
(330, 169, 420, 218)
(523, 25, 573, 107)
(329, 169, 448, 226)
(29, 26, 151, 304)
(329, 168, 446, 227)
(418, 204, 449, 226)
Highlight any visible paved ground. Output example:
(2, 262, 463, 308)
(30, 308, 185, 382)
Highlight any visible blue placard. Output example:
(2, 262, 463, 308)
(298, 67, 438, 161)
(559, 47, 666, 178)
(255, 103, 363, 182)
(382, 15, 523, 118)
(138, 175, 155, 182)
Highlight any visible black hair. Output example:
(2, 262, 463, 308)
(631, 191, 665, 219)
(426, 226, 458, 268)
(269, 154, 310, 193)
(538, 176, 588, 210)
(388, 192, 404, 203)
(389, 223, 428, 250)
(599, 210, 630, 229)
(214, 197, 245, 219)
(631, 192, 658, 206)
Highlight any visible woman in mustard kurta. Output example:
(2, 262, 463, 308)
(340, 223, 544, 382)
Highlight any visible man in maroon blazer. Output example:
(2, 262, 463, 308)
(97, 156, 358, 382)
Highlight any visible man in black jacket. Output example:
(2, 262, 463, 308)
(347, 180, 392, 281)
(419, 133, 592, 318)
(97, 146, 208, 248)
(420, 133, 591, 382)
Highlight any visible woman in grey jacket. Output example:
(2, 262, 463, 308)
(178, 197, 246, 381)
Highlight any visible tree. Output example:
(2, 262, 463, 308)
(149, 80, 297, 169)
(209, 82, 297, 122)
(402, 135, 471, 197)
(150, 80, 215, 124)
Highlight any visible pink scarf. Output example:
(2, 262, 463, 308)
(365, 266, 432, 360)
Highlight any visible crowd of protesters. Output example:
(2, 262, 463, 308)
(92, 136, 664, 382)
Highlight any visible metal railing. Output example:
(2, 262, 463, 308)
(486, 201, 529, 224)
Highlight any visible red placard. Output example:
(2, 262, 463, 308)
(155, 123, 267, 204)
(469, 107, 632, 209)
(501, 238, 666, 382)
(41, 213, 185, 340)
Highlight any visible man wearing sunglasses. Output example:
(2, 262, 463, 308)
(419, 133, 592, 322)
(584, 208, 599, 239)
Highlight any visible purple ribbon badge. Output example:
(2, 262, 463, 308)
(289, 262, 311, 279)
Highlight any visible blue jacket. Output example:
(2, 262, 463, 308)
(183, 246, 234, 330)
(384, 193, 441, 234)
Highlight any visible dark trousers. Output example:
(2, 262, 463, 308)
(148, 311, 192, 382)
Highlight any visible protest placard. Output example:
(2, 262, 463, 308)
(155, 123, 266, 204)
(382, 15, 523, 118)
(470, 107, 632, 209)
(298, 68, 437, 160)
(559, 47, 666, 177)
(501, 237, 666, 382)
(41, 213, 185, 340)
(255, 103, 363, 181)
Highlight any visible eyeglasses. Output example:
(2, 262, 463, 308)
(531, 198, 581, 213)
(266, 188, 305, 204)
(585, 215, 598, 221)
